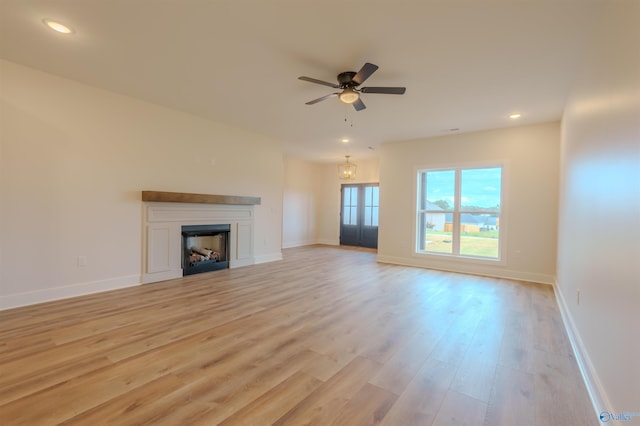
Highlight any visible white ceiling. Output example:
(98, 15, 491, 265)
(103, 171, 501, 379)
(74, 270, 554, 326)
(0, 0, 602, 162)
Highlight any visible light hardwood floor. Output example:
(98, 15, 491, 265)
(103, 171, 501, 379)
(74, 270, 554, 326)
(0, 245, 597, 425)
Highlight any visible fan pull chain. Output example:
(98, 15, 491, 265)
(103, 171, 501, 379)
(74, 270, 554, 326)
(344, 106, 354, 128)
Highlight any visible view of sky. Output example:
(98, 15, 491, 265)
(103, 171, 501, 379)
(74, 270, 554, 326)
(425, 167, 502, 209)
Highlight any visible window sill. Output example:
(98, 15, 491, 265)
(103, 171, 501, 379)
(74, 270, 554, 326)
(413, 250, 505, 266)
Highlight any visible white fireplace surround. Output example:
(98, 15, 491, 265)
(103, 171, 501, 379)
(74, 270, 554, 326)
(142, 202, 255, 284)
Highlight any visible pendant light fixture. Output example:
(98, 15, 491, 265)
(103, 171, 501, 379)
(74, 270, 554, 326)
(338, 155, 357, 180)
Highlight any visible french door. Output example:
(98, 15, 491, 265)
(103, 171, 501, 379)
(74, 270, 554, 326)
(340, 183, 379, 249)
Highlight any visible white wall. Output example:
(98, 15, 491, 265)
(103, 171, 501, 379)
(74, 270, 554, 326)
(378, 122, 560, 284)
(282, 157, 320, 248)
(0, 60, 283, 309)
(557, 0, 640, 414)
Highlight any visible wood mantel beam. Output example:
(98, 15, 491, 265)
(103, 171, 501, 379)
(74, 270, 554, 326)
(142, 191, 261, 205)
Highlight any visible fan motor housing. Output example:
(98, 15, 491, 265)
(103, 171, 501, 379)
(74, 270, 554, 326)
(337, 71, 357, 86)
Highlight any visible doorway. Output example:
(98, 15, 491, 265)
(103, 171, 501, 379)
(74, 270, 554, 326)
(340, 183, 379, 249)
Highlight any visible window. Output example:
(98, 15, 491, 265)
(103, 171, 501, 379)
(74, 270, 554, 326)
(417, 166, 502, 259)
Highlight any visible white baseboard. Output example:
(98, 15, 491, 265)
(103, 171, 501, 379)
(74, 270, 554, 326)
(282, 239, 339, 248)
(315, 239, 339, 246)
(231, 257, 255, 268)
(254, 252, 283, 264)
(141, 269, 182, 284)
(375, 254, 554, 285)
(0, 274, 140, 311)
(282, 239, 317, 249)
(553, 279, 611, 421)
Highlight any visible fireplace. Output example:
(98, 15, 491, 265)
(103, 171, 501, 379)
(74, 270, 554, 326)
(142, 192, 261, 284)
(181, 224, 230, 276)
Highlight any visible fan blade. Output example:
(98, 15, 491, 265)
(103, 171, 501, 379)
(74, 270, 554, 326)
(360, 87, 406, 94)
(298, 76, 340, 88)
(353, 98, 366, 111)
(306, 93, 339, 105)
(352, 63, 379, 85)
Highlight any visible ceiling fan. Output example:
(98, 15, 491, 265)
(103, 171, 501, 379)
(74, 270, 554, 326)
(298, 62, 406, 111)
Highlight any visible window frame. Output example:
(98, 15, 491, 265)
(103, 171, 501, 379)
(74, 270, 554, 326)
(414, 163, 505, 263)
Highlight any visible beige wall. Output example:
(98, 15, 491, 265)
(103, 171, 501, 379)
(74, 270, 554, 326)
(557, 0, 640, 413)
(0, 60, 283, 309)
(377, 122, 560, 284)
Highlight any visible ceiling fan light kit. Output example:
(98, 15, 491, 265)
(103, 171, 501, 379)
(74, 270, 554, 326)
(299, 62, 406, 111)
(338, 88, 359, 104)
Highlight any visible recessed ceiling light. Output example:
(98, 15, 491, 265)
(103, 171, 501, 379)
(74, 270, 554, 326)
(509, 113, 522, 119)
(43, 19, 74, 34)
(341, 138, 350, 143)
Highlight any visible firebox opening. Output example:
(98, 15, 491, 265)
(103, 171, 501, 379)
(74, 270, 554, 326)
(181, 224, 230, 276)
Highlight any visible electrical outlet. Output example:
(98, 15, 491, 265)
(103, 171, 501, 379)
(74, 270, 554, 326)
(78, 256, 87, 267)
(577, 289, 581, 305)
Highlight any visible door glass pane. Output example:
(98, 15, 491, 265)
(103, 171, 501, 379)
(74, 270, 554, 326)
(363, 186, 379, 227)
(342, 188, 349, 225)
(343, 188, 351, 225)
(371, 187, 379, 226)
(351, 188, 358, 225)
(343, 187, 358, 225)
(425, 170, 454, 211)
(459, 213, 500, 258)
(461, 168, 501, 211)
